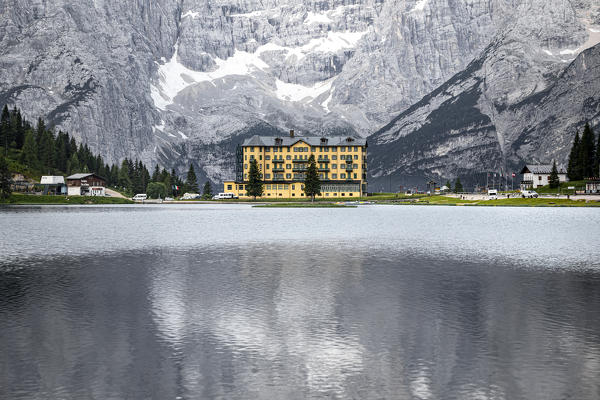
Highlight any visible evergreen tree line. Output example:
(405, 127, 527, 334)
(567, 122, 600, 181)
(0, 105, 206, 198)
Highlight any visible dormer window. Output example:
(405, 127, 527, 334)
(275, 138, 283, 146)
(320, 138, 328, 145)
(346, 137, 354, 143)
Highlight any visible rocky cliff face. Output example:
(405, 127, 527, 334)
(0, 0, 599, 185)
(368, 0, 600, 189)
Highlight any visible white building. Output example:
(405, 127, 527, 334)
(66, 173, 106, 196)
(40, 176, 67, 195)
(520, 164, 567, 189)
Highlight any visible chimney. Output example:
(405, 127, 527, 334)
(289, 129, 295, 138)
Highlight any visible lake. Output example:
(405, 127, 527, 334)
(1, 204, 599, 399)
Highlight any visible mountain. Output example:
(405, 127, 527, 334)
(368, 0, 600, 189)
(1, 0, 599, 185)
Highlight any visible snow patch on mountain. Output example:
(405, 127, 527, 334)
(275, 78, 333, 102)
(304, 12, 333, 25)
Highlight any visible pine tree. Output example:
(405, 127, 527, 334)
(14, 109, 24, 149)
(246, 159, 263, 199)
(454, 177, 464, 193)
(549, 160, 560, 189)
(0, 155, 11, 200)
(20, 130, 38, 169)
(567, 131, 581, 180)
(579, 123, 596, 179)
(203, 181, 213, 198)
(152, 164, 160, 182)
(596, 130, 600, 177)
(1, 105, 10, 153)
(185, 164, 199, 193)
(118, 159, 132, 191)
(38, 130, 55, 172)
(445, 180, 451, 191)
(67, 153, 80, 174)
(304, 154, 321, 201)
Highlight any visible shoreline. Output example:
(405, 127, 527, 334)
(3, 194, 600, 207)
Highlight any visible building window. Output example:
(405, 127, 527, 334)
(286, 174, 291, 179)
(250, 147, 254, 151)
(332, 146, 337, 151)
(538, 176, 542, 181)
(341, 164, 346, 169)
(354, 173, 357, 179)
(265, 155, 270, 160)
(227, 184, 232, 190)
(292, 185, 295, 190)
(265, 147, 270, 152)
(250, 155, 254, 160)
(332, 173, 337, 179)
(354, 146, 358, 151)
(244, 164, 248, 169)
(332, 155, 337, 160)
(354, 155, 358, 160)
(265, 174, 271, 180)
(353, 164, 358, 169)
(244, 174, 248, 180)
(341, 173, 346, 179)
(267, 164, 270, 169)
(259, 155, 262, 160)
(286, 164, 291, 169)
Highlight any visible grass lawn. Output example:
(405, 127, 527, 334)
(535, 180, 587, 194)
(483, 197, 598, 207)
(380, 195, 599, 207)
(2, 194, 134, 205)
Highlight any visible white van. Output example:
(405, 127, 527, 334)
(212, 192, 237, 200)
(132, 194, 147, 201)
(487, 189, 498, 200)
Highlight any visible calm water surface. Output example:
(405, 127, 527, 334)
(1, 204, 599, 399)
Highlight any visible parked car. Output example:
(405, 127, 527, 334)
(132, 193, 147, 201)
(181, 193, 201, 200)
(164, 197, 174, 201)
(521, 190, 538, 198)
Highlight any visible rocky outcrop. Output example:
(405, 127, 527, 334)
(368, 40, 600, 188)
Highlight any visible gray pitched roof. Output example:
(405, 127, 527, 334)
(520, 164, 567, 174)
(241, 135, 367, 147)
(66, 173, 106, 181)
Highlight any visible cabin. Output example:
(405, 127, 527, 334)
(520, 164, 567, 189)
(66, 173, 106, 196)
(40, 176, 67, 195)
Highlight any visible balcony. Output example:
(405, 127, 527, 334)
(272, 167, 284, 172)
(318, 167, 330, 172)
(292, 159, 308, 163)
(292, 167, 307, 172)
(271, 175, 285, 181)
(317, 158, 330, 163)
(345, 159, 353, 163)
(272, 159, 284, 163)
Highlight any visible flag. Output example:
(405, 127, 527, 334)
(511, 173, 516, 178)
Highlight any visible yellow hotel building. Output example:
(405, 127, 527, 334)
(223, 131, 368, 198)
